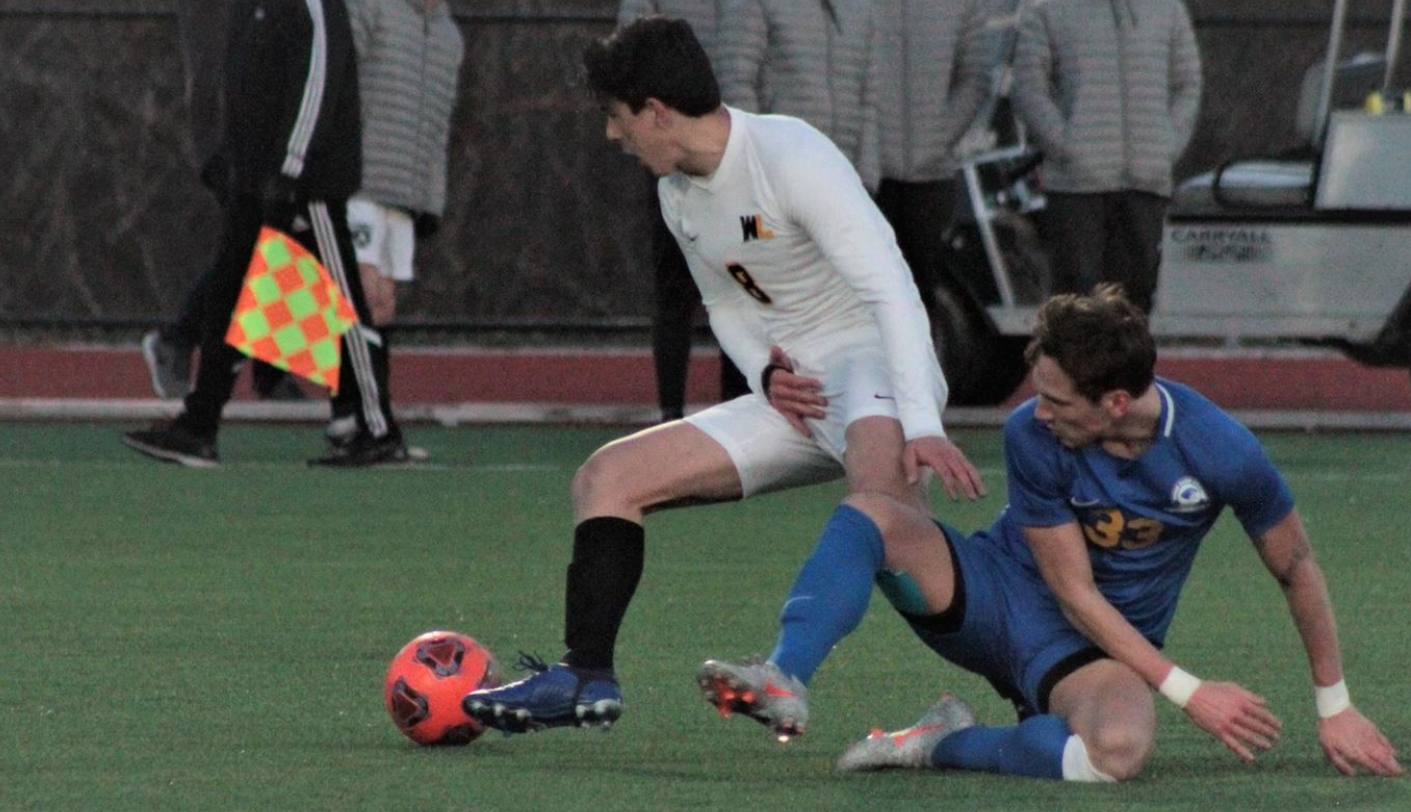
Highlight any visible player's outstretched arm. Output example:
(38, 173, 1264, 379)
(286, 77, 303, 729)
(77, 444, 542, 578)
(1251, 510, 1404, 777)
(903, 435, 985, 501)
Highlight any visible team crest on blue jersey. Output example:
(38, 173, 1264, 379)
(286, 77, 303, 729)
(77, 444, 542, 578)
(1169, 477, 1210, 513)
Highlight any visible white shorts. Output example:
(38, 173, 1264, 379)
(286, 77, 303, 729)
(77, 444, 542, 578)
(347, 196, 416, 281)
(684, 343, 903, 498)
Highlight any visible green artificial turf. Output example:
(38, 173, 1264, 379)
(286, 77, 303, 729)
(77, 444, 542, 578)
(0, 423, 1407, 811)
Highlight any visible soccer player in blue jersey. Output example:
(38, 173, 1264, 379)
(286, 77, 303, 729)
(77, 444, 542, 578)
(701, 286, 1403, 780)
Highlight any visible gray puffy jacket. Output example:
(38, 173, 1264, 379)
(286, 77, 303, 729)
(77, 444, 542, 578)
(349, 0, 464, 216)
(715, 0, 881, 190)
(1011, 0, 1201, 196)
(874, 0, 992, 182)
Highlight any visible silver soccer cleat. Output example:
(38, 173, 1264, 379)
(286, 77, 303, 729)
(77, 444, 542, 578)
(835, 693, 978, 772)
(698, 657, 809, 741)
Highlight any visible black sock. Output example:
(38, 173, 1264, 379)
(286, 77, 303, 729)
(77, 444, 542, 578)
(562, 517, 645, 671)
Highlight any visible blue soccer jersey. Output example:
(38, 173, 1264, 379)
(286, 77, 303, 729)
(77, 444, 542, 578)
(989, 379, 1296, 645)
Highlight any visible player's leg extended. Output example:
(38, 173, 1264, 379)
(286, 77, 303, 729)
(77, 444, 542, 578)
(727, 417, 940, 701)
(701, 491, 958, 737)
(847, 621, 1150, 779)
(845, 700, 1090, 779)
(566, 420, 746, 670)
(833, 502, 1126, 780)
(773, 489, 955, 683)
(465, 422, 748, 733)
(917, 659, 1152, 781)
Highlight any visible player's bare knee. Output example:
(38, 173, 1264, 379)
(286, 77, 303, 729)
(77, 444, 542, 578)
(841, 492, 907, 537)
(573, 444, 664, 516)
(843, 492, 935, 564)
(1084, 723, 1153, 782)
(572, 450, 635, 512)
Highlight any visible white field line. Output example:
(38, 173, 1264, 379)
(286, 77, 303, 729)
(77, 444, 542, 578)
(0, 459, 1404, 484)
(4, 399, 1411, 431)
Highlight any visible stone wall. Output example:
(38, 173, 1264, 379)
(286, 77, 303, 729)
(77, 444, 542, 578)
(0, 0, 1405, 328)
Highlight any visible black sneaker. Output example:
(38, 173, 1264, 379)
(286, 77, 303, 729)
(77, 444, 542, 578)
(141, 330, 192, 400)
(328, 417, 430, 461)
(122, 421, 218, 468)
(307, 431, 409, 468)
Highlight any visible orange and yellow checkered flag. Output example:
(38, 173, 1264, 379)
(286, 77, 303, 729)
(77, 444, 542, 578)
(225, 227, 358, 394)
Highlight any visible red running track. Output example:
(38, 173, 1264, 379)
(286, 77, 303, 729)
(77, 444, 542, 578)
(1, 345, 1408, 412)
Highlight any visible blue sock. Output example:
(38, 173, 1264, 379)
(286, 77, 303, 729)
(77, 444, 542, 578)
(768, 505, 885, 684)
(931, 715, 1070, 780)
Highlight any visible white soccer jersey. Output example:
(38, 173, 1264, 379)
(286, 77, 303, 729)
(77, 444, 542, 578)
(658, 108, 949, 439)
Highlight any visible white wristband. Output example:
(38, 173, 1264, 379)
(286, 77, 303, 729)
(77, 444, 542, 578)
(1315, 679, 1351, 719)
(1158, 666, 1202, 708)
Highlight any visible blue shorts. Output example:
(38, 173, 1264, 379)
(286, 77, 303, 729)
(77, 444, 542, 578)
(898, 523, 1106, 718)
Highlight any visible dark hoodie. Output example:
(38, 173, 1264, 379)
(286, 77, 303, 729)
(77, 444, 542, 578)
(221, 0, 363, 201)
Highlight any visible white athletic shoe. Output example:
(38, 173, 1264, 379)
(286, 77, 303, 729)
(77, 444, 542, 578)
(836, 694, 978, 772)
(698, 657, 809, 740)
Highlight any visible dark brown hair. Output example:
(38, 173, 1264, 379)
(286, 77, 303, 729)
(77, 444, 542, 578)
(1025, 284, 1156, 402)
(582, 16, 721, 116)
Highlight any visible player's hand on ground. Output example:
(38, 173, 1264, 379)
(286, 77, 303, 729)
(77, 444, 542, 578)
(904, 435, 986, 501)
(764, 346, 826, 437)
(1318, 706, 1404, 777)
(1183, 680, 1283, 763)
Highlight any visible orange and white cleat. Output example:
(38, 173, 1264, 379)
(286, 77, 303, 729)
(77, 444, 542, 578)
(835, 693, 977, 771)
(697, 657, 809, 741)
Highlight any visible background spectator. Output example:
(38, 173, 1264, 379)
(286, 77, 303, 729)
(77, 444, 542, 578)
(124, 0, 404, 467)
(715, 0, 881, 192)
(327, 0, 465, 450)
(143, 0, 302, 401)
(1011, 0, 1202, 313)
(872, 0, 992, 317)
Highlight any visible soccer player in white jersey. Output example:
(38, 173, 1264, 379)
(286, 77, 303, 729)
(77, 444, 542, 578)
(463, 16, 985, 735)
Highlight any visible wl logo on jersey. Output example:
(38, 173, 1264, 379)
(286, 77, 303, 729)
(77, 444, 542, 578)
(1076, 505, 1167, 551)
(740, 214, 775, 242)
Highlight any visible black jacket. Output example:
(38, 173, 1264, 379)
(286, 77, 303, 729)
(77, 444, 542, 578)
(221, 0, 362, 201)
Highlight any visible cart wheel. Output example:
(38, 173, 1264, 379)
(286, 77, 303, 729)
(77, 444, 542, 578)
(931, 284, 1029, 406)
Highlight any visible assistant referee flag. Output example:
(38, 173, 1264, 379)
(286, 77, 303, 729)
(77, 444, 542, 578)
(225, 227, 358, 394)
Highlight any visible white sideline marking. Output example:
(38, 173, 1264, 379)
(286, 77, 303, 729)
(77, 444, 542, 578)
(0, 459, 1403, 484)
(5, 398, 1411, 431)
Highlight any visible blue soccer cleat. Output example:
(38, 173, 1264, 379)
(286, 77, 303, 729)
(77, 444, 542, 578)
(462, 653, 623, 734)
